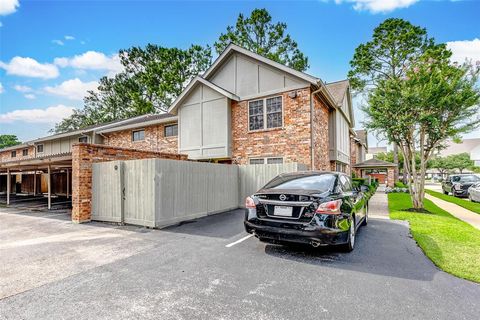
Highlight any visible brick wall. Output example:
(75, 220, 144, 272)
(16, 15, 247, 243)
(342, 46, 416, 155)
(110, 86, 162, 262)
(312, 92, 331, 171)
(71, 143, 187, 223)
(103, 123, 178, 154)
(0, 146, 36, 162)
(231, 88, 313, 167)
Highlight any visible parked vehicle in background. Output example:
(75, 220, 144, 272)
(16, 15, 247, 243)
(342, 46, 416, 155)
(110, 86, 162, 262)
(468, 183, 480, 202)
(442, 174, 480, 197)
(244, 172, 368, 252)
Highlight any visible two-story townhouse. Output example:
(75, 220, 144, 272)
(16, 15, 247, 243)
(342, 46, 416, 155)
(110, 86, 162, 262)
(168, 44, 355, 171)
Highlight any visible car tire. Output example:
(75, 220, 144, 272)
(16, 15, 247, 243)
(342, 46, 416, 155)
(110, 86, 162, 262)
(361, 204, 368, 226)
(443, 189, 448, 195)
(340, 217, 355, 252)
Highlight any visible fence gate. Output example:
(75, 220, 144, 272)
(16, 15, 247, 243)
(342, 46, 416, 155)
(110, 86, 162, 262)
(91, 161, 123, 222)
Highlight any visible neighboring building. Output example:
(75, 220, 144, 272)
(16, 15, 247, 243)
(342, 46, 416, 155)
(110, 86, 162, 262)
(366, 146, 387, 160)
(350, 129, 368, 170)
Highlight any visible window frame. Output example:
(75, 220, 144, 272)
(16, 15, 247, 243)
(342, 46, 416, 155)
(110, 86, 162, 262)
(22, 149, 28, 156)
(11, 150, 16, 158)
(37, 144, 44, 153)
(248, 95, 283, 132)
(131, 129, 145, 142)
(164, 124, 178, 137)
(78, 136, 88, 143)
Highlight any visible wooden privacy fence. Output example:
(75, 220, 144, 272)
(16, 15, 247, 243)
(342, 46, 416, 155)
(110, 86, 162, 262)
(92, 159, 305, 228)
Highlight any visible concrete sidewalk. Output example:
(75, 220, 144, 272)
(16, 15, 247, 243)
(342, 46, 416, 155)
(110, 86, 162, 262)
(368, 185, 389, 219)
(425, 193, 480, 230)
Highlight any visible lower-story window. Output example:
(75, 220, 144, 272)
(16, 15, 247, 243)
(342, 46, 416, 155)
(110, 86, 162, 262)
(335, 162, 347, 173)
(249, 157, 284, 165)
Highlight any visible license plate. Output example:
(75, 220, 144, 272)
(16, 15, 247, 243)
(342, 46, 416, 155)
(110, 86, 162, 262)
(274, 206, 293, 217)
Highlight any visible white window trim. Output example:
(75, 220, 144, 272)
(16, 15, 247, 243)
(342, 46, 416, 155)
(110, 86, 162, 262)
(248, 95, 284, 132)
(37, 144, 44, 153)
(132, 128, 145, 142)
(248, 156, 285, 165)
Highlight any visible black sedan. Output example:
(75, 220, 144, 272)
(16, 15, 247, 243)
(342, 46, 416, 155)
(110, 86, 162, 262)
(442, 174, 480, 197)
(244, 171, 368, 252)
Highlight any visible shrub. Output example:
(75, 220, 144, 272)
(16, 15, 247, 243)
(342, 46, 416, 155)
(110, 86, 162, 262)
(394, 181, 407, 188)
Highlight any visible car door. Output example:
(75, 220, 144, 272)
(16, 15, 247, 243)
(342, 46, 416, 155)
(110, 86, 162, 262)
(444, 176, 453, 193)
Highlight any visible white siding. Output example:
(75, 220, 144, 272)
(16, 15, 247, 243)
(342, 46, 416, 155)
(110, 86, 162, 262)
(209, 52, 309, 99)
(178, 84, 231, 160)
(329, 110, 350, 164)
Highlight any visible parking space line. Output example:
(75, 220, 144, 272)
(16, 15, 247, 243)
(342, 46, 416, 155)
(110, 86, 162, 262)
(225, 234, 253, 248)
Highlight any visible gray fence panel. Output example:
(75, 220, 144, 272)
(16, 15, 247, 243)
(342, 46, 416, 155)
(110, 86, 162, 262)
(238, 163, 307, 207)
(123, 159, 156, 227)
(91, 161, 122, 222)
(154, 159, 238, 228)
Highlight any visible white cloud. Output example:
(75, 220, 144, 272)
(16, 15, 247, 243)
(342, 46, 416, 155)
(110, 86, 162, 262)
(0, 57, 59, 79)
(0, 0, 19, 16)
(54, 51, 123, 75)
(0, 82, 4, 94)
(446, 38, 480, 64)
(44, 78, 97, 100)
(52, 39, 64, 46)
(65, 35, 75, 40)
(24, 93, 36, 99)
(13, 84, 32, 92)
(332, 0, 419, 13)
(0, 104, 75, 124)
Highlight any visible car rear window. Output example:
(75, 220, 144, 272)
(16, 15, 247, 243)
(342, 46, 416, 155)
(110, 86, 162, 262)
(263, 174, 336, 192)
(452, 175, 480, 183)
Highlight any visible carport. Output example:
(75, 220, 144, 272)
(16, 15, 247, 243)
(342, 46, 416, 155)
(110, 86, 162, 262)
(0, 152, 72, 210)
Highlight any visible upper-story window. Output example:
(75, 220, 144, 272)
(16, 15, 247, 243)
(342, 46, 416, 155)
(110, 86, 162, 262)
(78, 136, 88, 143)
(11, 150, 16, 158)
(164, 124, 178, 137)
(22, 149, 28, 156)
(248, 96, 283, 131)
(132, 129, 145, 142)
(37, 144, 44, 153)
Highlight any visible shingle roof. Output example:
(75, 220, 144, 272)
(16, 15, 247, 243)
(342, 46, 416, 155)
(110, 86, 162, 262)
(325, 80, 349, 105)
(353, 158, 397, 168)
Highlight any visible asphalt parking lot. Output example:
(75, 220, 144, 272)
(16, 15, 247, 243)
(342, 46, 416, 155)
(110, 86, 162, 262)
(0, 207, 479, 320)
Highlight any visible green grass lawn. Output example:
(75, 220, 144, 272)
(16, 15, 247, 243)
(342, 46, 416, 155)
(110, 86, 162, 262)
(388, 193, 480, 283)
(425, 189, 480, 214)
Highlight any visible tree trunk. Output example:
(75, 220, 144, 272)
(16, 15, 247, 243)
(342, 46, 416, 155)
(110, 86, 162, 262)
(393, 143, 399, 183)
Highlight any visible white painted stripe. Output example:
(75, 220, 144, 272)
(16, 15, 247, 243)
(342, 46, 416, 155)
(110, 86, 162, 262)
(225, 234, 253, 248)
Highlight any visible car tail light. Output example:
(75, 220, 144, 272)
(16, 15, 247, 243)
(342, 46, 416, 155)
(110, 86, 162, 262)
(315, 200, 342, 215)
(245, 196, 256, 209)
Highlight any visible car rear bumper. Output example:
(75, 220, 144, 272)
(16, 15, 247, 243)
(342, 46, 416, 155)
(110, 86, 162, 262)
(244, 219, 350, 246)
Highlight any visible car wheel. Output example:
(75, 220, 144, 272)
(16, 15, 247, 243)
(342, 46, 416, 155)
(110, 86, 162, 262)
(361, 204, 368, 226)
(341, 217, 355, 252)
(443, 189, 448, 195)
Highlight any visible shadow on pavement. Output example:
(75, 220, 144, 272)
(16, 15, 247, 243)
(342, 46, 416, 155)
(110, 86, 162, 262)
(263, 218, 437, 281)
(163, 208, 246, 239)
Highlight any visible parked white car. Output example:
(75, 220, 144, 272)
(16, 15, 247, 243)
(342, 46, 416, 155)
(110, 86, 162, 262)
(468, 183, 480, 202)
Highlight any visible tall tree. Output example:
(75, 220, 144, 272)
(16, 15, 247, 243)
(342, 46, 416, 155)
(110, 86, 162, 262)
(54, 44, 212, 133)
(430, 156, 454, 177)
(348, 18, 436, 180)
(447, 153, 474, 173)
(215, 8, 309, 71)
(0, 135, 21, 149)
(366, 45, 480, 209)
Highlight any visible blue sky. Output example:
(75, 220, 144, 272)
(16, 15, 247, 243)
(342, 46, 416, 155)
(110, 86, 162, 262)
(0, 0, 479, 146)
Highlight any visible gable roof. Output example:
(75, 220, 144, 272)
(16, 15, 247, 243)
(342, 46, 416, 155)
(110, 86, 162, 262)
(325, 80, 349, 105)
(203, 43, 320, 86)
(168, 76, 240, 114)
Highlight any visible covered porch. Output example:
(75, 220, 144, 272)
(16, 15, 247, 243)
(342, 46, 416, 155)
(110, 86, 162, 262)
(353, 158, 397, 187)
(0, 152, 72, 211)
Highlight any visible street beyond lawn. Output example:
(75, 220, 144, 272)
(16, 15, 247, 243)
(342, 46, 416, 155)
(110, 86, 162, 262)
(1, 207, 480, 320)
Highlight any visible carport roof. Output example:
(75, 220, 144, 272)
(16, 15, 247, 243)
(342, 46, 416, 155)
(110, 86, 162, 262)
(0, 152, 72, 171)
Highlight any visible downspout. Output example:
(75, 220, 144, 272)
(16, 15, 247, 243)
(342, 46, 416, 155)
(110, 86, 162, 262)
(310, 85, 323, 171)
